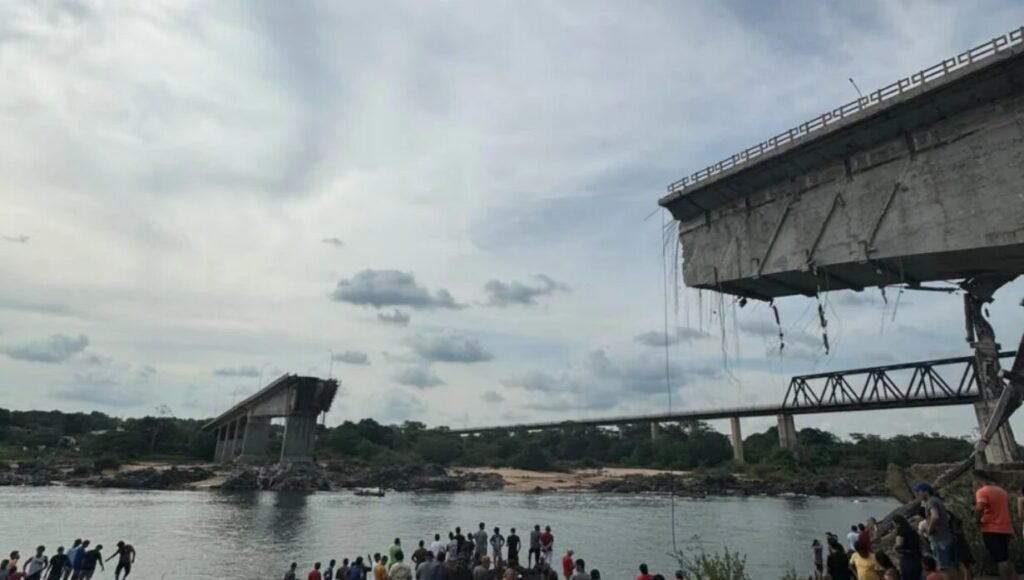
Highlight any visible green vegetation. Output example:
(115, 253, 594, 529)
(0, 407, 975, 473)
(671, 548, 750, 580)
(0, 408, 214, 465)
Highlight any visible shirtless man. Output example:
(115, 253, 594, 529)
(105, 542, 135, 580)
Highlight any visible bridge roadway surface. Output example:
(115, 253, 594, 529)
(450, 395, 977, 435)
(451, 352, 1014, 435)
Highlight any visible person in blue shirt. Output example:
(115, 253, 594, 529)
(62, 541, 82, 580)
(70, 540, 90, 580)
(349, 557, 370, 580)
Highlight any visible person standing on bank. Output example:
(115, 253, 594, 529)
(528, 526, 541, 568)
(473, 524, 488, 564)
(105, 541, 135, 580)
(23, 547, 47, 580)
(974, 470, 1017, 580)
(892, 515, 923, 580)
(506, 529, 520, 567)
(489, 528, 505, 567)
(915, 482, 962, 580)
(539, 527, 554, 565)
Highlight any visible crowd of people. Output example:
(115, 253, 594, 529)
(0, 540, 135, 580)
(279, 523, 682, 580)
(811, 470, 1019, 580)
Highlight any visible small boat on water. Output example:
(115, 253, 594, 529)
(354, 487, 385, 497)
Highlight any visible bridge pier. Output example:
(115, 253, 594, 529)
(225, 419, 241, 461)
(281, 414, 317, 463)
(729, 418, 745, 463)
(214, 425, 227, 461)
(650, 421, 658, 441)
(777, 414, 798, 452)
(240, 416, 271, 462)
(974, 400, 1019, 464)
(730, 417, 744, 463)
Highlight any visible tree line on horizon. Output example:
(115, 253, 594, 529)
(0, 407, 974, 473)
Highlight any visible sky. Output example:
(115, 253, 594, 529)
(2, 0, 1024, 440)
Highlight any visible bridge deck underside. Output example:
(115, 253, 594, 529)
(662, 41, 1024, 300)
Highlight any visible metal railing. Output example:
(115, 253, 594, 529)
(666, 26, 1024, 197)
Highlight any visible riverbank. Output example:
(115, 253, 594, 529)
(0, 460, 888, 497)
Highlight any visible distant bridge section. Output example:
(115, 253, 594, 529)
(452, 353, 1013, 463)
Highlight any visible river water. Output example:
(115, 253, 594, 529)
(0, 488, 896, 579)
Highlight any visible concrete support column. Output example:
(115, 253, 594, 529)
(777, 414, 798, 452)
(974, 399, 1020, 464)
(214, 426, 226, 462)
(234, 417, 248, 459)
(650, 422, 659, 441)
(281, 414, 317, 463)
(730, 417, 744, 463)
(227, 419, 240, 461)
(240, 416, 271, 462)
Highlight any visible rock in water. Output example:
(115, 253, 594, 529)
(220, 467, 260, 491)
(257, 462, 331, 491)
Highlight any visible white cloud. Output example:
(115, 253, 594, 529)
(5, 334, 89, 364)
(407, 333, 494, 364)
(331, 270, 463, 310)
(332, 350, 370, 366)
(395, 366, 445, 389)
(483, 275, 569, 307)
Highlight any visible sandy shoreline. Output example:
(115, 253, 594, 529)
(112, 463, 696, 492)
(45, 462, 883, 497)
(451, 467, 693, 492)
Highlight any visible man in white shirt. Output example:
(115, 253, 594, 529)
(845, 525, 859, 551)
(429, 535, 445, 560)
(24, 546, 48, 580)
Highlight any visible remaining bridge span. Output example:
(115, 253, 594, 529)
(202, 374, 338, 464)
(451, 353, 1014, 463)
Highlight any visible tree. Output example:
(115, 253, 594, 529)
(416, 434, 461, 465)
(510, 443, 555, 471)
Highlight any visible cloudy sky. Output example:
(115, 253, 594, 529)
(2, 0, 1023, 439)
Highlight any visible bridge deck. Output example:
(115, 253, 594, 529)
(451, 353, 1011, 435)
(449, 394, 978, 435)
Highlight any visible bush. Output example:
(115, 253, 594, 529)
(671, 548, 749, 580)
(94, 454, 121, 471)
(71, 461, 94, 477)
(509, 444, 555, 472)
(416, 435, 461, 465)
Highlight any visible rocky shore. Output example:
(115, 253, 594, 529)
(0, 460, 886, 497)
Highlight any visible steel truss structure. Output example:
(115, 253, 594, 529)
(782, 352, 1016, 410)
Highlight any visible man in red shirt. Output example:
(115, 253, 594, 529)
(856, 524, 871, 553)
(309, 561, 323, 580)
(974, 470, 1016, 580)
(561, 550, 575, 580)
(636, 563, 653, 580)
(539, 527, 554, 565)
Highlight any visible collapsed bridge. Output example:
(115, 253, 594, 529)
(202, 374, 338, 464)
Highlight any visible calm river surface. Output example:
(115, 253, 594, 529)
(0, 488, 896, 579)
